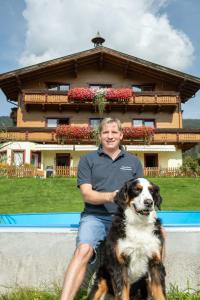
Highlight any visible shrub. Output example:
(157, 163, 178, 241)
(180, 156, 200, 176)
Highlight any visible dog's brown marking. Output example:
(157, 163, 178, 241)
(151, 283, 166, 300)
(121, 281, 130, 300)
(116, 244, 126, 264)
(149, 255, 166, 300)
(135, 183, 143, 191)
(92, 278, 108, 300)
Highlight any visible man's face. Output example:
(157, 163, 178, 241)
(99, 122, 123, 151)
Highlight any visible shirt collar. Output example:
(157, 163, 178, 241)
(97, 145, 125, 158)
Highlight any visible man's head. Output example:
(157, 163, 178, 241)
(99, 118, 123, 152)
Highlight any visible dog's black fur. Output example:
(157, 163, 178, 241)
(88, 178, 166, 300)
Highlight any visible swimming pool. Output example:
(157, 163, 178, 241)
(0, 211, 199, 227)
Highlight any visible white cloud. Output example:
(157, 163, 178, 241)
(19, 0, 194, 71)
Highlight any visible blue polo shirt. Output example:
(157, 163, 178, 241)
(77, 146, 143, 215)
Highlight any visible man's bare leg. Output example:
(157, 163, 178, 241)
(61, 243, 93, 300)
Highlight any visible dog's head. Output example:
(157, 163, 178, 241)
(114, 178, 162, 216)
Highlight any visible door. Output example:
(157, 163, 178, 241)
(144, 153, 158, 168)
(56, 154, 70, 167)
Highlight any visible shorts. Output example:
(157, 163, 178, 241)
(76, 213, 113, 263)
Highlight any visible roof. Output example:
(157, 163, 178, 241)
(0, 46, 200, 102)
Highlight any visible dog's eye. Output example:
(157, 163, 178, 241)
(149, 188, 154, 194)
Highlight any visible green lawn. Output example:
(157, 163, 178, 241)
(0, 286, 199, 300)
(0, 177, 200, 213)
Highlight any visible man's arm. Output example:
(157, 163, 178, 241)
(80, 183, 118, 205)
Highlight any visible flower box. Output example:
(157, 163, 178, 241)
(123, 126, 155, 144)
(56, 125, 154, 144)
(68, 88, 95, 102)
(67, 87, 133, 103)
(105, 88, 132, 102)
(55, 125, 93, 141)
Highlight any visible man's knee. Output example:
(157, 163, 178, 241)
(74, 243, 93, 263)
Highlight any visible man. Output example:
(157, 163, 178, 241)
(61, 117, 143, 300)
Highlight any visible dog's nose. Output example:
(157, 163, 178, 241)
(144, 199, 153, 207)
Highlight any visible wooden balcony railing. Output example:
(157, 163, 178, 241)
(154, 132, 200, 142)
(22, 89, 179, 106)
(1, 128, 200, 148)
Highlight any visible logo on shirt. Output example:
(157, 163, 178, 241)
(120, 166, 133, 171)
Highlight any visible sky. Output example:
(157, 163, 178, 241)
(0, 0, 200, 118)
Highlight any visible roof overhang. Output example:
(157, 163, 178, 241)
(126, 145, 176, 152)
(75, 145, 98, 151)
(34, 144, 74, 151)
(0, 47, 200, 102)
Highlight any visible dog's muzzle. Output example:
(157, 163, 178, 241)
(133, 199, 153, 216)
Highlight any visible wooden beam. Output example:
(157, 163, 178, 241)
(98, 52, 104, 70)
(123, 61, 130, 78)
(73, 60, 78, 77)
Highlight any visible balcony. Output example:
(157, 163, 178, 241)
(22, 89, 179, 112)
(1, 127, 200, 150)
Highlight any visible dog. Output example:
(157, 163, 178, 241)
(88, 178, 166, 300)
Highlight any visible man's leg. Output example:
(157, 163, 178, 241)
(61, 243, 93, 300)
(61, 214, 112, 300)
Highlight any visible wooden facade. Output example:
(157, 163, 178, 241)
(1, 45, 200, 171)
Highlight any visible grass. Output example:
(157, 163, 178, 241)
(0, 286, 199, 300)
(0, 177, 83, 213)
(0, 177, 200, 213)
(0, 177, 199, 299)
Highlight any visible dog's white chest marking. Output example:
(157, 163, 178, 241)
(118, 211, 160, 283)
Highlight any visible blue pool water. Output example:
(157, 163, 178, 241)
(0, 211, 200, 228)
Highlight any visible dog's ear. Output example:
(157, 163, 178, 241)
(114, 183, 129, 209)
(151, 182, 163, 210)
(114, 179, 136, 209)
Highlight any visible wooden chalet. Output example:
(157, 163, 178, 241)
(1, 34, 200, 175)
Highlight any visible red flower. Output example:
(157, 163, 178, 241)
(56, 125, 93, 140)
(106, 88, 132, 101)
(68, 88, 95, 101)
(67, 87, 133, 103)
(122, 126, 154, 139)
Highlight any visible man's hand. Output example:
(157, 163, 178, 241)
(107, 190, 119, 202)
(80, 184, 119, 205)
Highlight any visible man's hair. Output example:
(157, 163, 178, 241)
(99, 118, 122, 133)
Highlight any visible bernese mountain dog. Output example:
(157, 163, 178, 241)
(88, 178, 166, 300)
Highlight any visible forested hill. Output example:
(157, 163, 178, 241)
(0, 116, 13, 127)
(183, 119, 200, 128)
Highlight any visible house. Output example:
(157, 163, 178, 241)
(1, 34, 200, 175)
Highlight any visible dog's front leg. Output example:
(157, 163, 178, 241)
(109, 263, 130, 300)
(148, 257, 166, 300)
(88, 277, 108, 300)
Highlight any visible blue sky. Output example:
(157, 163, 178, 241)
(0, 0, 200, 118)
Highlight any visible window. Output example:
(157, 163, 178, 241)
(47, 83, 70, 91)
(0, 151, 7, 164)
(133, 119, 155, 128)
(89, 84, 112, 89)
(89, 118, 102, 129)
(132, 84, 154, 92)
(31, 151, 41, 168)
(12, 150, 25, 166)
(47, 118, 69, 128)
